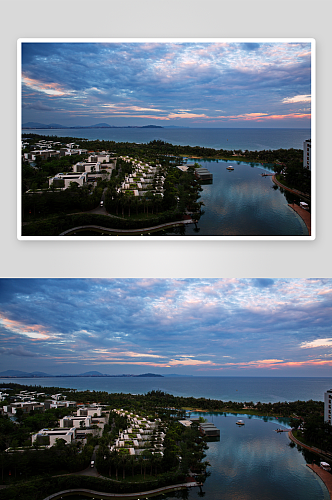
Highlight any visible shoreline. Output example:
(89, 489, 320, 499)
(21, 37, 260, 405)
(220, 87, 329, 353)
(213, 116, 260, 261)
(288, 203, 311, 236)
(272, 174, 310, 200)
(288, 431, 332, 499)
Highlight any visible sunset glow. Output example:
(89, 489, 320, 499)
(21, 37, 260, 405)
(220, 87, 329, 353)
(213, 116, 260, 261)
(0, 278, 330, 376)
(21, 40, 312, 128)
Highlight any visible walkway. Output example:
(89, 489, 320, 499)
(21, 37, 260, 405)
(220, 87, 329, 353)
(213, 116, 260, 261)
(42, 481, 201, 500)
(307, 464, 332, 499)
(59, 219, 193, 236)
(288, 203, 311, 236)
(288, 431, 332, 499)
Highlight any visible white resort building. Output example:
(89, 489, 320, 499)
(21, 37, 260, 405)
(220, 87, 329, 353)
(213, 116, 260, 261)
(303, 139, 311, 170)
(324, 389, 332, 424)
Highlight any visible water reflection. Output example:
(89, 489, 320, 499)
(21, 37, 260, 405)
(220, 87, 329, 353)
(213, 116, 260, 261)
(159, 160, 308, 236)
(64, 413, 328, 500)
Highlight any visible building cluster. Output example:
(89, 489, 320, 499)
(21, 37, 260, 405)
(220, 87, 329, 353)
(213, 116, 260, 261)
(1, 389, 108, 450)
(32, 405, 107, 448)
(22, 139, 88, 161)
(111, 409, 166, 456)
(1, 389, 76, 415)
(119, 156, 165, 198)
(22, 138, 117, 191)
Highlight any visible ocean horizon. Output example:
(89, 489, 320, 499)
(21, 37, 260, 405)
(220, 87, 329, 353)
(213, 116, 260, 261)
(22, 127, 311, 151)
(2, 375, 330, 403)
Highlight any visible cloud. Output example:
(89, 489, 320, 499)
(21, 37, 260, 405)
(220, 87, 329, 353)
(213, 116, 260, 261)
(300, 338, 332, 349)
(23, 100, 54, 111)
(0, 345, 37, 357)
(21, 41, 312, 127)
(282, 94, 311, 104)
(1, 278, 330, 375)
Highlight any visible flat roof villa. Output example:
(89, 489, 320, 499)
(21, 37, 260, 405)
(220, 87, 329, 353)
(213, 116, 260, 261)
(32, 427, 76, 447)
(49, 172, 88, 189)
(73, 162, 101, 173)
(77, 406, 103, 417)
(60, 415, 92, 428)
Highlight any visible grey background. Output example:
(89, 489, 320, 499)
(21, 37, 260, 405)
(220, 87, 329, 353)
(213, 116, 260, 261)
(1, 0, 330, 278)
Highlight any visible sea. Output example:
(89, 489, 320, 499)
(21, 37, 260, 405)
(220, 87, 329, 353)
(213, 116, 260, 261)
(3, 376, 329, 500)
(1, 376, 330, 403)
(22, 127, 311, 151)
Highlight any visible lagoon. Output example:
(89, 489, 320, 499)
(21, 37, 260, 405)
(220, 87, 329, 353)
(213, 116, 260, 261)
(156, 159, 308, 236)
(63, 414, 329, 500)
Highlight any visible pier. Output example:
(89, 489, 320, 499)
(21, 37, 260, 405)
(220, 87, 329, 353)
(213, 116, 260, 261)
(194, 167, 213, 181)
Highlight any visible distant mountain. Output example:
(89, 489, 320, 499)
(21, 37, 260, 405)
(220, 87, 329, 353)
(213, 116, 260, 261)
(22, 122, 163, 129)
(48, 123, 68, 128)
(78, 371, 106, 376)
(22, 122, 55, 129)
(0, 370, 163, 378)
(141, 125, 163, 128)
(89, 123, 115, 128)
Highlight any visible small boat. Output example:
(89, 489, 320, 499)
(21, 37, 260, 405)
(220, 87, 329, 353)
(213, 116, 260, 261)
(300, 202, 309, 210)
(320, 462, 331, 471)
(236, 420, 245, 426)
(226, 166, 234, 170)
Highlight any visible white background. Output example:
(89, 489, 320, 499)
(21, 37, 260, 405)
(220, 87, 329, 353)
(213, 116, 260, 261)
(1, 0, 331, 278)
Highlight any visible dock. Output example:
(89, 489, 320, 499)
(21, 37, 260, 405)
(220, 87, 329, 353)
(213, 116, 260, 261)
(195, 167, 213, 181)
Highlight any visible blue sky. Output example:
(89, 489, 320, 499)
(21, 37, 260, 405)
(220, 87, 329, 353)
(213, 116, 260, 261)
(0, 278, 331, 376)
(21, 41, 312, 128)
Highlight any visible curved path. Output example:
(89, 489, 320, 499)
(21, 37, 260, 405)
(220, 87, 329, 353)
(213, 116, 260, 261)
(59, 219, 193, 236)
(272, 175, 310, 201)
(43, 481, 201, 500)
(288, 203, 311, 236)
(288, 431, 332, 499)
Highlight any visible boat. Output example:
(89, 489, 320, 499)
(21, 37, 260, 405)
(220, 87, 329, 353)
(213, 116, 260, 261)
(320, 462, 331, 471)
(236, 420, 245, 426)
(226, 166, 234, 170)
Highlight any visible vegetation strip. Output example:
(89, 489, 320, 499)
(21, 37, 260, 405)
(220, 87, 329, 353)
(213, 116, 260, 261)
(272, 175, 310, 200)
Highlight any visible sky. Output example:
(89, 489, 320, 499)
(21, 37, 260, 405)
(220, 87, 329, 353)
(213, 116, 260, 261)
(21, 40, 312, 128)
(0, 278, 331, 377)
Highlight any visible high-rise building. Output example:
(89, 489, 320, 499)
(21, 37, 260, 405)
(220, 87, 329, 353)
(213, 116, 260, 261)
(303, 139, 311, 170)
(324, 389, 332, 424)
